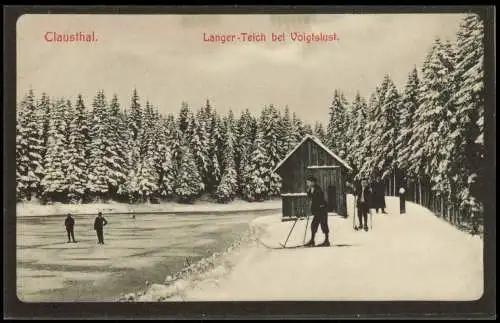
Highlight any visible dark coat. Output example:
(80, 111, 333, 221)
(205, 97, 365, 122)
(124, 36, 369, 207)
(307, 184, 327, 215)
(355, 185, 373, 208)
(94, 216, 108, 231)
(372, 182, 386, 208)
(65, 216, 75, 229)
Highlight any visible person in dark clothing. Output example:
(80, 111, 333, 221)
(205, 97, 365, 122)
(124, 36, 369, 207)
(64, 213, 76, 243)
(94, 212, 108, 244)
(355, 179, 372, 231)
(373, 178, 387, 214)
(399, 184, 407, 214)
(304, 176, 330, 247)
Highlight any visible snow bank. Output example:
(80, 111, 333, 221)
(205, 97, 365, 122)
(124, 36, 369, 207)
(116, 221, 267, 302)
(16, 199, 282, 217)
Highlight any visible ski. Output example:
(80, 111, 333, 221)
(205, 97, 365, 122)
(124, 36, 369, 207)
(279, 242, 312, 249)
(258, 240, 333, 249)
(258, 240, 309, 249)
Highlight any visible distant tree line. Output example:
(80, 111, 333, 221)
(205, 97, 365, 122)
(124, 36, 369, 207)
(16, 89, 320, 204)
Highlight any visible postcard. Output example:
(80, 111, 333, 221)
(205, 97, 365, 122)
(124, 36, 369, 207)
(7, 7, 494, 319)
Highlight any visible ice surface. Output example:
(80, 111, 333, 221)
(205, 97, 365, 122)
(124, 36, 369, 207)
(16, 210, 275, 302)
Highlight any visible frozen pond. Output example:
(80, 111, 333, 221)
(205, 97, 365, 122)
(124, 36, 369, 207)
(17, 210, 275, 302)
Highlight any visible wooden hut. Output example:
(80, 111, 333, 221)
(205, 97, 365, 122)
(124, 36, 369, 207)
(273, 134, 353, 221)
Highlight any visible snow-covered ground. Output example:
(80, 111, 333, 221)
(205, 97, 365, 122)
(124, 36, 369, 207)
(16, 198, 282, 217)
(16, 210, 277, 302)
(137, 195, 483, 302)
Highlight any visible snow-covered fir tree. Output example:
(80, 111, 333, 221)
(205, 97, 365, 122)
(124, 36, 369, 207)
(242, 129, 269, 202)
(128, 89, 142, 141)
(260, 105, 282, 196)
(449, 14, 485, 209)
(87, 90, 110, 200)
(174, 146, 204, 203)
(358, 93, 379, 180)
(156, 117, 176, 200)
(16, 99, 28, 200)
(215, 112, 238, 203)
(326, 89, 349, 157)
(236, 109, 257, 194)
(178, 101, 191, 136)
(409, 39, 456, 194)
(221, 109, 237, 170)
(206, 110, 223, 193)
(37, 93, 51, 174)
(65, 94, 90, 202)
(373, 76, 402, 181)
(106, 94, 128, 199)
(137, 150, 160, 203)
(41, 99, 70, 202)
(190, 108, 210, 188)
(345, 92, 368, 173)
(124, 90, 144, 202)
(292, 112, 306, 143)
(396, 68, 420, 177)
(17, 90, 45, 201)
(277, 106, 297, 159)
(313, 121, 326, 144)
(303, 123, 314, 136)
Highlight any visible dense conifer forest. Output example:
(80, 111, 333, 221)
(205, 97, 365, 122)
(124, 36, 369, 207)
(16, 15, 484, 222)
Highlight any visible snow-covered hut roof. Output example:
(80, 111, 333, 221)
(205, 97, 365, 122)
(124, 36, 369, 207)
(273, 134, 353, 173)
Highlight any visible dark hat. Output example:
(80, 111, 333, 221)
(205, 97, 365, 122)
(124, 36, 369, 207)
(306, 175, 316, 182)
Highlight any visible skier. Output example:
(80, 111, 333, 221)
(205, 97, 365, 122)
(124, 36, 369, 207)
(64, 213, 76, 243)
(355, 178, 372, 231)
(94, 212, 108, 244)
(304, 175, 330, 247)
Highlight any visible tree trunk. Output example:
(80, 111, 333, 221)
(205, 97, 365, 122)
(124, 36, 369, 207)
(393, 170, 396, 197)
(418, 178, 422, 204)
(441, 195, 444, 219)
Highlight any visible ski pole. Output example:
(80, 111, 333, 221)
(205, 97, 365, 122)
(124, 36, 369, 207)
(370, 209, 373, 230)
(353, 195, 357, 230)
(283, 217, 299, 247)
(303, 214, 310, 244)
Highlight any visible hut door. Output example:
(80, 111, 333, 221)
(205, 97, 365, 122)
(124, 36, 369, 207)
(327, 185, 337, 212)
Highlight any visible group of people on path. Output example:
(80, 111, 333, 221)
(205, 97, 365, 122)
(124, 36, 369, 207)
(64, 212, 108, 244)
(353, 178, 388, 231)
(303, 175, 403, 247)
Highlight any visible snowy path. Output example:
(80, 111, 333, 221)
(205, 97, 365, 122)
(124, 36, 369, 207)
(175, 196, 483, 301)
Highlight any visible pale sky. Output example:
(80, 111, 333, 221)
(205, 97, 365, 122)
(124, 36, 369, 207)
(17, 14, 464, 123)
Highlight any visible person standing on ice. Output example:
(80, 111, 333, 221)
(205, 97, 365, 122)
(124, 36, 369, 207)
(64, 213, 76, 243)
(355, 178, 372, 231)
(304, 175, 330, 247)
(94, 212, 108, 244)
